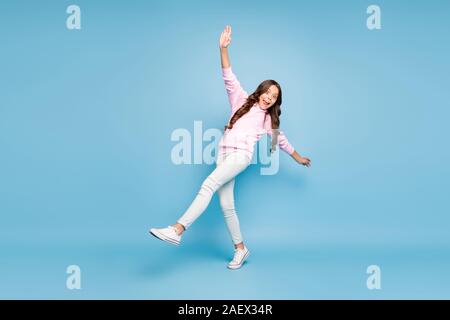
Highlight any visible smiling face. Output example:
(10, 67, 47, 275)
(258, 85, 280, 110)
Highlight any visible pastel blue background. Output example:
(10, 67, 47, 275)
(1, 0, 449, 299)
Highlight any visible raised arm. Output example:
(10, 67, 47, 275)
(219, 25, 231, 68)
(219, 25, 248, 114)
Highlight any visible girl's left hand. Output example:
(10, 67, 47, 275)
(290, 151, 311, 167)
(298, 157, 311, 167)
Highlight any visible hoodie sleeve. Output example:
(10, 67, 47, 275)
(222, 67, 249, 115)
(263, 114, 295, 155)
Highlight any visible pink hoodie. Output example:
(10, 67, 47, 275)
(218, 67, 295, 160)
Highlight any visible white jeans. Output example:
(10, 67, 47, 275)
(177, 151, 252, 245)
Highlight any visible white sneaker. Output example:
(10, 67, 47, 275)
(227, 246, 250, 269)
(149, 225, 182, 246)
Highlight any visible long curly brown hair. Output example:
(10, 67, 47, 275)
(224, 80, 283, 151)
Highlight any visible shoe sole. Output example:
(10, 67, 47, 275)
(149, 229, 180, 246)
(227, 250, 250, 270)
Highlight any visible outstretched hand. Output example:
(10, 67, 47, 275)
(219, 25, 232, 49)
(298, 157, 311, 167)
(290, 151, 312, 168)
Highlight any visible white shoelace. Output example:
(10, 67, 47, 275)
(231, 248, 247, 263)
(168, 226, 180, 236)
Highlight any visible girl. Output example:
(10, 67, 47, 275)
(150, 25, 311, 270)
